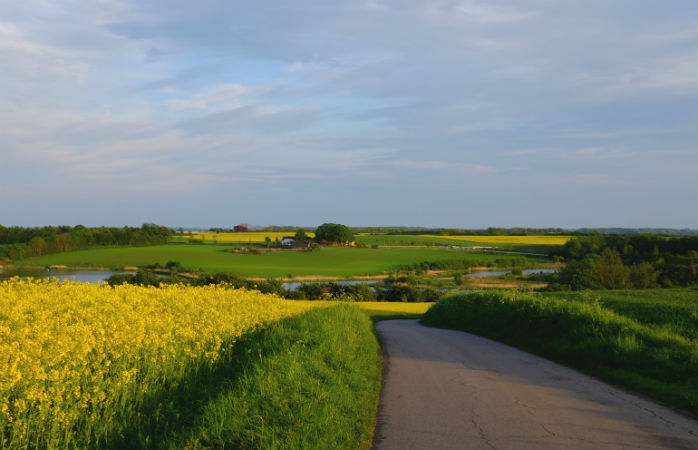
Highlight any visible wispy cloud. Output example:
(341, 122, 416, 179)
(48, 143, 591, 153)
(391, 160, 497, 173)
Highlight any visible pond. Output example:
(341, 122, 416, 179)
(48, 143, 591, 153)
(0, 268, 122, 284)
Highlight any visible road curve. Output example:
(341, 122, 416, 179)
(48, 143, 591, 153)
(373, 320, 698, 450)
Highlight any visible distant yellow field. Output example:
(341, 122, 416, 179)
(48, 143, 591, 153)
(355, 302, 433, 315)
(190, 231, 315, 243)
(286, 301, 432, 315)
(419, 235, 571, 245)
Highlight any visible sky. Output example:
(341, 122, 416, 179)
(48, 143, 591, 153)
(1, 0, 696, 229)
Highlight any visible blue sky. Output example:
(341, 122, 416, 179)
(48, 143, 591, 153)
(1, 0, 696, 228)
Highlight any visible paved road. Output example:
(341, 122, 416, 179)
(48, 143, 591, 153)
(373, 320, 698, 450)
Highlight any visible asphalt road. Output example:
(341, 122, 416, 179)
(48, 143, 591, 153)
(373, 320, 698, 450)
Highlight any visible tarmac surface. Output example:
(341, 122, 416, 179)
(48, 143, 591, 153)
(373, 320, 698, 450)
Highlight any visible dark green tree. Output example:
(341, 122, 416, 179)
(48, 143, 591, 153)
(294, 228, 307, 242)
(314, 223, 354, 244)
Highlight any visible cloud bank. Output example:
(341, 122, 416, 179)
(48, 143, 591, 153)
(1, 0, 696, 227)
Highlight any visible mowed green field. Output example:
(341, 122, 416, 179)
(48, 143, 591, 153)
(353, 234, 563, 254)
(14, 244, 547, 277)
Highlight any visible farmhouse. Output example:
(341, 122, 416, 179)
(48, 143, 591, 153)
(281, 236, 295, 246)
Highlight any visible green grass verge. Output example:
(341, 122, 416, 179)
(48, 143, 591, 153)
(66, 305, 380, 450)
(15, 244, 547, 277)
(422, 290, 698, 415)
(542, 288, 697, 341)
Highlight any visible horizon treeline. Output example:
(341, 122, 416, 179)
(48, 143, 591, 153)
(0, 224, 171, 260)
(549, 234, 698, 289)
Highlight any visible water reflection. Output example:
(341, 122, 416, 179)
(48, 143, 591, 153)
(0, 268, 121, 284)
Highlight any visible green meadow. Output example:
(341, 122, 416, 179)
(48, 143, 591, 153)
(14, 244, 548, 277)
(353, 234, 562, 254)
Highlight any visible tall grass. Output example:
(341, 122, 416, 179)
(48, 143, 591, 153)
(163, 305, 382, 450)
(542, 288, 697, 340)
(422, 291, 698, 414)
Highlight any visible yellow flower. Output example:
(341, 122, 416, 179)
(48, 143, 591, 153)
(0, 278, 317, 446)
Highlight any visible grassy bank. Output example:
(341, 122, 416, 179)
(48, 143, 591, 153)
(14, 244, 547, 277)
(162, 305, 382, 450)
(422, 289, 698, 414)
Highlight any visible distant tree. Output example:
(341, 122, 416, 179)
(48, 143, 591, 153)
(5, 243, 28, 260)
(592, 249, 630, 289)
(264, 236, 272, 248)
(28, 236, 48, 257)
(294, 228, 307, 242)
(54, 233, 73, 252)
(315, 223, 354, 244)
(629, 263, 659, 288)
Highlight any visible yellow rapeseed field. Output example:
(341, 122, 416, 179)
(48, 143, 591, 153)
(291, 300, 434, 316)
(189, 231, 315, 243)
(355, 302, 433, 315)
(0, 279, 316, 449)
(418, 235, 571, 245)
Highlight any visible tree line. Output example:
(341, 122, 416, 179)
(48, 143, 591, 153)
(549, 234, 697, 290)
(0, 224, 172, 260)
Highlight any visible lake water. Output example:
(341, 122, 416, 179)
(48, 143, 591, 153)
(0, 268, 122, 283)
(282, 268, 558, 289)
(0, 267, 559, 286)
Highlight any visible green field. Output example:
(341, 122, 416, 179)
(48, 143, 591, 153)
(15, 244, 548, 277)
(354, 234, 562, 255)
(423, 288, 698, 414)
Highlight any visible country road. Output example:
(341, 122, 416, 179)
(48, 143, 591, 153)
(373, 320, 698, 450)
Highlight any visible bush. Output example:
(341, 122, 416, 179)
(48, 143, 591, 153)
(375, 285, 441, 302)
(133, 270, 160, 287)
(105, 273, 136, 286)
